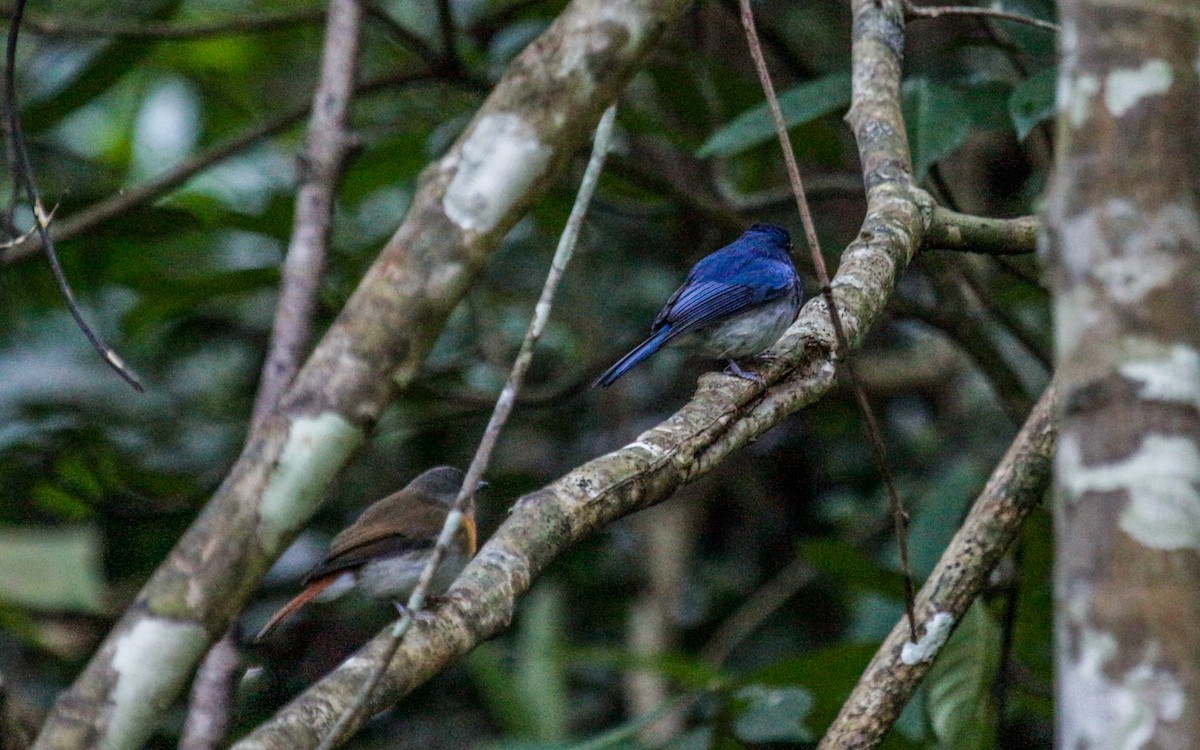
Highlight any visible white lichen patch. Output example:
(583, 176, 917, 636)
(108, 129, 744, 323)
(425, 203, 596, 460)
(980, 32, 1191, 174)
(1119, 344, 1200, 409)
(1060, 630, 1184, 750)
(258, 412, 362, 549)
(443, 114, 552, 234)
(1105, 60, 1173, 118)
(627, 439, 668, 461)
(1060, 433, 1200, 551)
(1064, 74, 1101, 127)
(1060, 200, 1193, 306)
(556, 4, 642, 82)
(900, 611, 955, 665)
(1054, 287, 1103, 357)
(106, 618, 209, 750)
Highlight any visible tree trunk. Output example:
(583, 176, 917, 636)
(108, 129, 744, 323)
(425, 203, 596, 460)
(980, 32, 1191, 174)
(1047, 0, 1200, 747)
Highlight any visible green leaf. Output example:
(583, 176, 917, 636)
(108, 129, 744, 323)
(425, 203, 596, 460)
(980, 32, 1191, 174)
(903, 77, 972, 182)
(733, 685, 814, 743)
(991, 0, 1058, 59)
(697, 72, 852, 158)
(749, 642, 880, 731)
(1010, 68, 1057, 141)
(469, 585, 570, 741)
(0, 525, 106, 613)
(121, 266, 280, 332)
(22, 0, 183, 132)
(963, 80, 1015, 131)
(924, 602, 1000, 750)
(801, 538, 909, 600)
(515, 584, 570, 742)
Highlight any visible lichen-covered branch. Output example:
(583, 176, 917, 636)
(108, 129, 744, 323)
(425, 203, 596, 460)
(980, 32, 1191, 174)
(925, 206, 1039, 255)
(815, 384, 1056, 750)
(29, 2, 690, 749)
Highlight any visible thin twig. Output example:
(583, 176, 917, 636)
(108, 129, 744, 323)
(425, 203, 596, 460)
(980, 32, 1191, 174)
(904, 1, 1060, 32)
(1, 1, 453, 68)
(956, 258, 1052, 370)
(2, 69, 442, 265)
(700, 556, 816, 665)
(738, 0, 918, 642)
(251, 0, 364, 425)
(179, 630, 241, 750)
(0, 6, 325, 39)
(3, 0, 143, 391)
(434, 0, 458, 70)
(313, 104, 619, 750)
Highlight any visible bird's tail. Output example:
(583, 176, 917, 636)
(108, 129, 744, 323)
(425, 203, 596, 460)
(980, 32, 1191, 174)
(254, 574, 340, 642)
(593, 327, 673, 388)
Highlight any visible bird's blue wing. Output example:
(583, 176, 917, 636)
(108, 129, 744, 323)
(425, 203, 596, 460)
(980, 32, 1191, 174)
(656, 260, 794, 335)
(655, 280, 757, 334)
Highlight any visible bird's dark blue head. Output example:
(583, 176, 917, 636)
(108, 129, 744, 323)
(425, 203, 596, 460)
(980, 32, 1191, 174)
(745, 223, 791, 250)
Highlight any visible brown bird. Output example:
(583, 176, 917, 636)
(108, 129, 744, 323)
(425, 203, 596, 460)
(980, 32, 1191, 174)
(255, 466, 481, 641)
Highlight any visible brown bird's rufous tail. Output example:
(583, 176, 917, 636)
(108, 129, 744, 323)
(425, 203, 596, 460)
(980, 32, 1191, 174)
(254, 574, 340, 642)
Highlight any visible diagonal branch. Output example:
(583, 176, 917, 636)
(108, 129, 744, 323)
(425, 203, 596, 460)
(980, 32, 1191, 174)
(816, 384, 1055, 750)
(251, 0, 364, 425)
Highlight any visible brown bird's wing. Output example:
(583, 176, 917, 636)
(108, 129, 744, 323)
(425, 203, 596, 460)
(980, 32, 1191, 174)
(301, 534, 435, 583)
(301, 499, 449, 585)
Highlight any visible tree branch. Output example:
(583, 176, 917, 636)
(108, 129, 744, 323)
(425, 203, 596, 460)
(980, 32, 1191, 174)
(904, 1, 1060, 33)
(251, 0, 364, 425)
(0, 5, 326, 38)
(179, 632, 240, 750)
(816, 383, 1055, 750)
(925, 206, 1040, 255)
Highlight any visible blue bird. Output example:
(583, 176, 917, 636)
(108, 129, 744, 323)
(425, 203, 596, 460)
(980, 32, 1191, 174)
(594, 224, 803, 388)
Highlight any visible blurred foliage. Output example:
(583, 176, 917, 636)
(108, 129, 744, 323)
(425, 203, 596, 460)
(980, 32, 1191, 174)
(0, 0, 1056, 747)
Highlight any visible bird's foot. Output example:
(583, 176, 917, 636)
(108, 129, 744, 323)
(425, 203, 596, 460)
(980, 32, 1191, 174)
(724, 359, 765, 383)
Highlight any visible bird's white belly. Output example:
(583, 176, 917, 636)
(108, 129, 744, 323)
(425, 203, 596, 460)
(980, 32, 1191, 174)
(356, 549, 470, 600)
(691, 296, 799, 359)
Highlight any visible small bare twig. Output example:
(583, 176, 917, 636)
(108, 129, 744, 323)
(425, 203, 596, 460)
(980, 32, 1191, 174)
(700, 555, 816, 665)
(313, 104, 620, 750)
(738, 0, 918, 642)
(925, 206, 1039, 255)
(904, 1, 1060, 33)
(252, 0, 364, 425)
(955, 257, 1052, 370)
(3, 0, 143, 391)
(0, 6, 325, 39)
(0, 204, 47, 247)
(179, 631, 241, 750)
(0, 2, 451, 68)
(434, 0, 458, 70)
(2, 69, 443, 266)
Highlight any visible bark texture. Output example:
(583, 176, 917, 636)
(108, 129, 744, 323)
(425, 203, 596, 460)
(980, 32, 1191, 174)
(1047, 0, 1200, 746)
